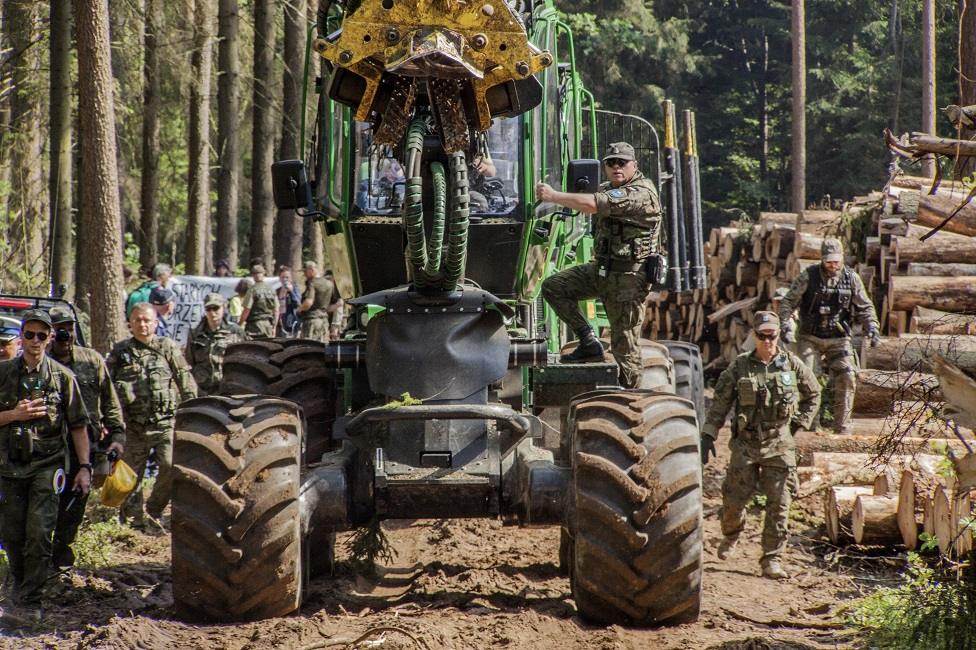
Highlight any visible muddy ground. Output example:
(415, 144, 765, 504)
(1, 424, 902, 650)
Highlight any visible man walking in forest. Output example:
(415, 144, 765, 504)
(777, 238, 880, 434)
(185, 293, 247, 395)
(48, 306, 126, 570)
(0, 310, 90, 611)
(298, 261, 340, 342)
(149, 286, 177, 338)
(107, 304, 197, 531)
(701, 312, 821, 580)
(239, 263, 279, 338)
(126, 263, 172, 318)
(535, 142, 661, 388)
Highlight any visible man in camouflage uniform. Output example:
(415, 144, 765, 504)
(240, 263, 279, 338)
(184, 293, 247, 395)
(48, 307, 126, 569)
(778, 238, 880, 434)
(536, 142, 662, 388)
(107, 303, 197, 530)
(0, 310, 91, 608)
(701, 311, 820, 579)
(298, 261, 341, 342)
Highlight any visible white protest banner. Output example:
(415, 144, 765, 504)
(167, 275, 281, 345)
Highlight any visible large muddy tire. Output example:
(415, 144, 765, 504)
(220, 339, 336, 461)
(172, 395, 305, 621)
(658, 341, 705, 425)
(638, 339, 675, 392)
(569, 391, 702, 626)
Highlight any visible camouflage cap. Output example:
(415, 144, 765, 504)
(603, 142, 636, 162)
(251, 263, 266, 275)
(204, 292, 226, 307)
(303, 260, 318, 270)
(752, 310, 780, 333)
(21, 309, 52, 329)
(821, 238, 844, 262)
(49, 306, 76, 325)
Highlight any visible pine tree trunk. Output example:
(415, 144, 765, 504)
(250, 0, 277, 269)
(50, 0, 74, 298)
(960, 0, 976, 177)
(216, 0, 241, 271)
(139, 0, 162, 270)
(274, 0, 306, 274)
(790, 0, 806, 212)
(186, 0, 215, 275)
(920, 0, 937, 178)
(7, 0, 46, 293)
(75, 0, 127, 352)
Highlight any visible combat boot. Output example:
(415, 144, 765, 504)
(716, 536, 739, 560)
(560, 327, 605, 364)
(761, 559, 790, 580)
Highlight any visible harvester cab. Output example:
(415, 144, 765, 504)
(171, 0, 707, 628)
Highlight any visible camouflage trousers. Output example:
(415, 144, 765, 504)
(245, 318, 275, 338)
(0, 463, 60, 604)
(720, 434, 797, 562)
(121, 422, 174, 523)
(541, 261, 649, 389)
(300, 316, 330, 343)
(797, 334, 856, 434)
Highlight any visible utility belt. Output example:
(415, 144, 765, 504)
(735, 420, 789, 441)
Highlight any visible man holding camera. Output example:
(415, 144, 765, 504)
(535, 142, 662, 389)
(48, 307, 126, 569)
(0, 310, 90, 610)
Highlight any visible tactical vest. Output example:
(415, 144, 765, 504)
(111, 340, 181, 425)
(734, 354, 799, 432)
(799, 265, 855, 338)
(0, 358, 72, 468)
(594, 174, 660, 265)
(188, 322, 243, 392)
(249, 282, 278, 323)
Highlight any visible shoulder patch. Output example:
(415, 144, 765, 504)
(608, 188, 626, 198)
(781, 372, 792, 385)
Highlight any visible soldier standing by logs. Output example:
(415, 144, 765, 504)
(298, 261, 341, 343)
(184, 293, 247, 395)
(701, 311, 821, 579)
(48, 306, 126, 570)
(535, 142, 662, 388)
(107, 303, 197, 531)
(778, 238, 880, 434)
(239, 263, 279, 338)
(0, 310, 90, 610)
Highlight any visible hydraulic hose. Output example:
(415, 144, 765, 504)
(402, 118, 432, 287)
(425, 161, 447, 278)
(443, 151, 470, 290)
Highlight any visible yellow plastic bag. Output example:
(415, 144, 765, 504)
(100, 459, 138, 507)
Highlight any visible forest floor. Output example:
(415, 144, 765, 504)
(0, 423, 902, 650)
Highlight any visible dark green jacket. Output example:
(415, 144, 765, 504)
(0, 356, 89, 477)
(593, 170, 663, 262)
(184, 319, 247, 394)
(52, 345, 126, 447)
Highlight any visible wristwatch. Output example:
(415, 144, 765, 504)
(78, 463, 93, 474)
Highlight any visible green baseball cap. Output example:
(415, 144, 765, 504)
(603, 142, 636, 162)
(21, 309, 52, 329)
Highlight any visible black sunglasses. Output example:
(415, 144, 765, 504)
(205, 305, 222, 312)
(605, 158, 630, 168)
(754, 331, 778, 341)
(22, 330, 49, 341)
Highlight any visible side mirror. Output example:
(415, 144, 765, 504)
(567, 159, 600, 193)
(271, 160, 313, 210)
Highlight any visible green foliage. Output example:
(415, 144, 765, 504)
(344, 517, 395, 576)
(384, 392, 423, 408)
(846, 553, 976, 648)
(73, 518, 139, 569)
(918, 532, 939, 553)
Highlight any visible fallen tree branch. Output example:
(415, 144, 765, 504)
(721, 606, 845, 630)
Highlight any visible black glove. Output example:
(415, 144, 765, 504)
(700, 435, 716, 466)
(868, 328, 881, 348)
